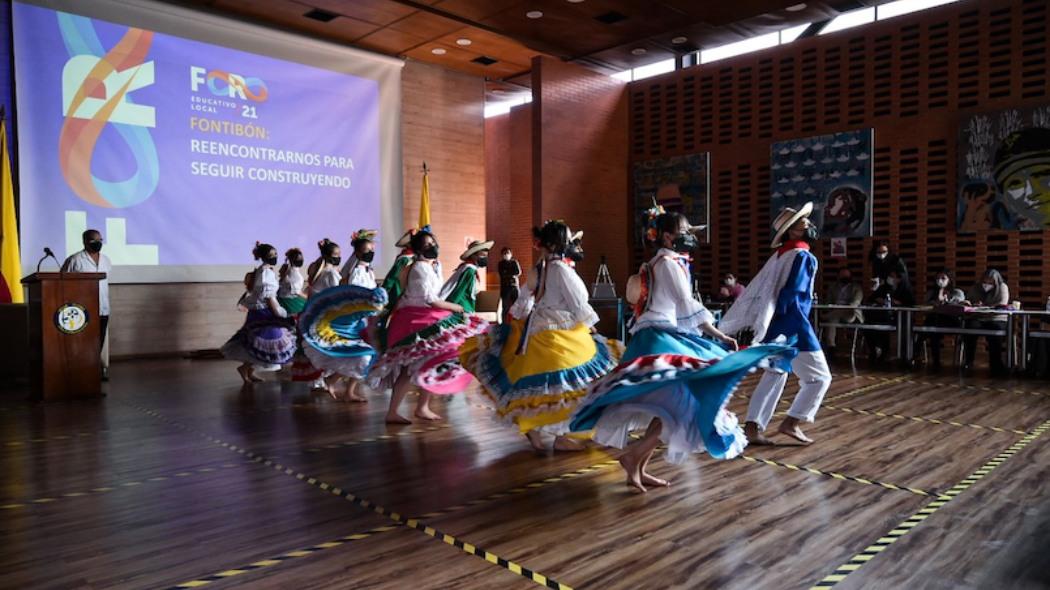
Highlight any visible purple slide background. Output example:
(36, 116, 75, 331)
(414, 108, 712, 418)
(14, 2, 381, 268)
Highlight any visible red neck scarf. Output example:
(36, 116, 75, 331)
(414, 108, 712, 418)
(778, 240, 810, 256)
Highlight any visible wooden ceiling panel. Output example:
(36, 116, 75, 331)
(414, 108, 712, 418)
(354, 26, 429, 54)
(386, 10, 464, 39)
(433, 27, 542, 67)
(209, 0, 380, 42)
(299, 0, 417, 26)
(404, 42, 529, 78)
(431, 0, 525, 22)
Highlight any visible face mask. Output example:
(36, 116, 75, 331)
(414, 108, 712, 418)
(936, 278, 949, 288)
(87, 240, 103, 253)
(327, 256, 341, 266)
(360, 251, 375, 264)
(982, 283, 994, 292)
(566, 245, 585, 263)
(264, 255, 278, 266)
(804, 226, 819, 241)
(672, 233, 697, 253)
(476, 257, 489, 268)
(876, 252, 888, 260)
(291, 256, 304, 268)
(839, 277, 851, 285)
(422, 246, 439, 260)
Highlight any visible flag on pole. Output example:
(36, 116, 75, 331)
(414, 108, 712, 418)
(0, 111, 22, 304)
(418, 162, 431, 230)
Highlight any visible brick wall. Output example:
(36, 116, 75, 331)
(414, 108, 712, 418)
(629, 0, 1050, 306)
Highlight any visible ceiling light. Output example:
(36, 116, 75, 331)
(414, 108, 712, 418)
(671, 36, 688, 44)
(631, 47, 647, 55)
(786, 3, 807, 11)
(567, 0, 585, 3)
(456, 38, 472, 46)
(431, 47, 447, 55)
(526, 10, 543, 19)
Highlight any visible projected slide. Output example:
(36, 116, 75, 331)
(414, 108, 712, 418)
(14, 2, 381, 272)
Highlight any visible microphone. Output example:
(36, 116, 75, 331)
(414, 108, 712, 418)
(37, 247, 60, 273)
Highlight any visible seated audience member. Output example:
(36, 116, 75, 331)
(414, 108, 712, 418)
(870, 240, 909, 283)
(961, 269, 1010, 375)
(821, 268, 864, 354)
(922, 269, 965, 369)
(715, 273, 746, 304)
(864, 268, 914, 363)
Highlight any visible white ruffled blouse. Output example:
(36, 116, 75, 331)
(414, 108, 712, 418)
(277, 266, 305, 298)
(347, 263, 377, 289)
(243, 266, 279, 309)
(309, 265, 341, 295)
(527, 259, 599, 335)
(399, 259, 443, 308)
(632, 248, 713, 334)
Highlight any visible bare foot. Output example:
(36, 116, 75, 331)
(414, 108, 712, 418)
(641, 472, 670, 488)
(525, 430, 546, 452)
(778, 421, 813, 444)
(414, 408, 443, 421)
(552, 436, 585, 452)
(619, 455, 646, 493)
(236, 365, 251, 384)
(385, 413, 412, 425)
(347, 393, 368, 403)
(744, 421, 775, 446)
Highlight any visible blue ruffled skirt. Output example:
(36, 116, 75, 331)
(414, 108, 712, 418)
(569, 327, 793, 463)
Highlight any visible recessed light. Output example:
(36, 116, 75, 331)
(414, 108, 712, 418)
(567, 0, 585, 3)
(671, 36, 688, 44)
(631, 47, 647, 55)
(786, 3, 807, 11)
(526, 10, 543, 19)
(456, 38, 472, 46)
(431, 47, 447, 55)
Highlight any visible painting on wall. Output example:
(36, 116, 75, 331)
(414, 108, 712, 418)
(957, 105, 1050, 232)
(632, 153, 710, 245)
(770, 129, 874, 240)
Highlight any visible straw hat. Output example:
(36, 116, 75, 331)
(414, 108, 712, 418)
(770, 201, 813, 248)
(570, 230, 583, 243)
(626, 273, 642, 305)
(395, 229, 414, 249)
(460, 239, 495, 261)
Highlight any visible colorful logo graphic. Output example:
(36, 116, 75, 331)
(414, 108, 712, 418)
(190, 66, 268, 102)
(54, 302, 89, 334)
(58, 13, 159, 208)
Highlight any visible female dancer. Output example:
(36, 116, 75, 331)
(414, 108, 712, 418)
(221, 242, 296, 384)
(460, 220, 623, 452)
(569, 211, 792, 491)
(277, 248, 308, 314)
(440, 239, 493, 312)
(368, 229, 488, 423)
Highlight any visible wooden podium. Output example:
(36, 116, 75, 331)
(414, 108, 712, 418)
(21, 272, 105, 401)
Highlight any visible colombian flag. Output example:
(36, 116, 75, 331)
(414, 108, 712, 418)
(0, 115, 21, 304)
(418, 163, 431, 229)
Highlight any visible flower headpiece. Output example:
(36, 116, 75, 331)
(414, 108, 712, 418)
(643, 197, 666, 244)
(351, 228, 377, 242)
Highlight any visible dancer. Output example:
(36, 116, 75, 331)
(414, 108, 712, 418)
(221, 242, 296, 385)
(277, 248, 308, 314)
(440, 239, 494, 313)
(381, 230, 417, 305)
(368, 229, 488, 423)
(719, 202, 832, 445)
(303, 239, 366, 400)
(460, 220, 623, 452)
(304, 230, 380, 402)
(569, 209, 792, 492)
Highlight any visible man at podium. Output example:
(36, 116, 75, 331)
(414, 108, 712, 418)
(61, 229, 112, 377)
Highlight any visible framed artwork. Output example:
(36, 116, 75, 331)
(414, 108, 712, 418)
(957, 105, 1050, 232)
(830, 237, 847, 258)
(633, 153, 710, 245)
(770, 129, 874, 239)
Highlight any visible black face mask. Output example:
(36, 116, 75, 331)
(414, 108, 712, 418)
(804, 226, 820, 241)
(360, 251, 375, 264)
(476, 257, 489, 268)
(672, 233, 697, 253)
(566, 245, 585, 263)
(326, 256, 341, 266)
(290, 256, 304, 268)
(86, 240, 103, 253)
(838, 277, 851, 285)
(263, 255, 278, 266)
(422, 246, 439, 260)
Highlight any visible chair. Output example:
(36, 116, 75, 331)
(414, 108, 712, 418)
(475, 291, 503, 324)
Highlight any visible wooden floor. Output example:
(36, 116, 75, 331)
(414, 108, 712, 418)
(2, 359, 1050, 590)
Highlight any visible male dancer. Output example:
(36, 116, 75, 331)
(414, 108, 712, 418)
(719, 202, 832, 444)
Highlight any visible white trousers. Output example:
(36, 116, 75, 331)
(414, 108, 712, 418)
(745, 350, 832, 430)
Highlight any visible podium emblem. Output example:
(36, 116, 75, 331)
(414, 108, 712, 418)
(55, 303, 89, 334)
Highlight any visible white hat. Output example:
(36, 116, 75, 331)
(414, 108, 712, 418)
(395, 229, 414, 249)
(626, 273, 642, 305)
(460, 239, 495, 261)
(770, 201, 813, 248)
(570, 230, 584, 243)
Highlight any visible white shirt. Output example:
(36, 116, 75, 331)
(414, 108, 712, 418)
(242, 266, 279, 310)
(633, 248, 713, 334)
(399, 259, 442, 308)
(309, 265, 341, 295)
(529, 259, 598, 335)
(346, 262, 377, 289)
(61, 249, 112, 316)
(277, 266, 305, 298)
